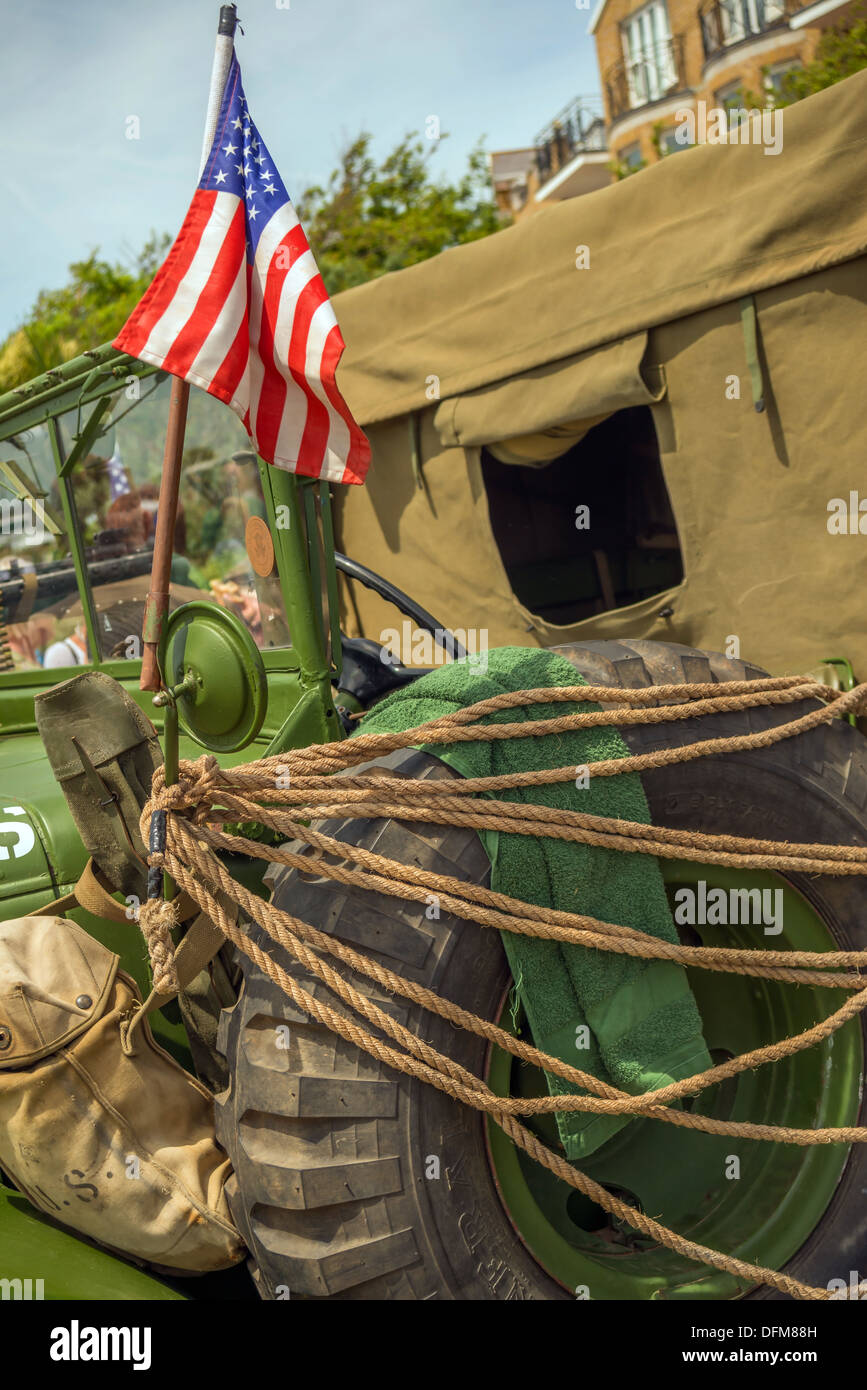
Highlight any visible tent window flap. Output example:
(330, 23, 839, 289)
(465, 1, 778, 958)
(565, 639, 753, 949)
(433, 331, 666, 460)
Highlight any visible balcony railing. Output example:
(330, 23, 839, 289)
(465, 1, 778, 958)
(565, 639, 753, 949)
(699, 0, 795, 60)
(534, 96, 606, 187)
(605, 36, 686, 122)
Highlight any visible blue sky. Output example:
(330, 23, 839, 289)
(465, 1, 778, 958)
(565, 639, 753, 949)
(1, 0, 601, 341)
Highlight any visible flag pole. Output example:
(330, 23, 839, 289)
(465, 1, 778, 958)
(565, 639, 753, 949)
(139, 3, 239, 692)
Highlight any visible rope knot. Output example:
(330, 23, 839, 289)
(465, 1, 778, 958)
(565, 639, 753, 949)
(138, 897, 180, 996)
(170, 754, 222, 811)
(143, 755, 224, 827)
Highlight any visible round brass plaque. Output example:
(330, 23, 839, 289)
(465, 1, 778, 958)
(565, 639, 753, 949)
(245, 515, 276, 577)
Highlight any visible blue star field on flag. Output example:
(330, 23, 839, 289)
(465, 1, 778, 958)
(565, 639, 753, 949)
(198, 57, 290, 262)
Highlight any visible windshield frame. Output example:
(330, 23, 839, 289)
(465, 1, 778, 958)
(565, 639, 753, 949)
(0, 349, 337, 699)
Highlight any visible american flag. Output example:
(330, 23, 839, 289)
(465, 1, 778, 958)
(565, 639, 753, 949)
(114, 52, 370, 485)
(105, 435, 131, 502)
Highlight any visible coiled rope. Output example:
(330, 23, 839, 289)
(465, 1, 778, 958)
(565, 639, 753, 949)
(140, 673, 867, 1300)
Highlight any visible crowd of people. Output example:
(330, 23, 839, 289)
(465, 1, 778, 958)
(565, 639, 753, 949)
(1, 450, 271, 671)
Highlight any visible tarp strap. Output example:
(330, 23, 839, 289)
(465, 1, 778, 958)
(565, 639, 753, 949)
(408, 411, 434, 509)
(409, 412, 423, 489)
(27, 856, 199, 927)
(739, 295, 765, 414)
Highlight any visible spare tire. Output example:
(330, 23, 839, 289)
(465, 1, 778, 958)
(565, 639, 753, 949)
(214, 640, 867, 1300)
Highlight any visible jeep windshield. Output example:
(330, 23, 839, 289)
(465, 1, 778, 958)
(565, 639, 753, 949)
(0, 374, 290, 671)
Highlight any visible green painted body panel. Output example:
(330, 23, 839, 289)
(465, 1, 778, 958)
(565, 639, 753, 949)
(0, 1185, 187, 1302)
(0, 346, 346, 1297)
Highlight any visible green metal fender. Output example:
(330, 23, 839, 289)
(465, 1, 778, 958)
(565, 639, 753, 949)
(0, 1185, 186, 1301)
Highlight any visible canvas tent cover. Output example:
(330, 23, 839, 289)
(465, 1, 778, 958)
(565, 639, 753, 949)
(332, 71, 867, 677)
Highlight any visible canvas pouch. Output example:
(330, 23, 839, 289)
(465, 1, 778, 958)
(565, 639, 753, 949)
(34, 671, 162, 899)
(34, 669, 236, 1090)
(0, 913, 244, 1273)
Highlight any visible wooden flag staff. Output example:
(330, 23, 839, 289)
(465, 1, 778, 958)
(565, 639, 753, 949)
(139, 3, 239, 692)
(140, 377, 190, 690)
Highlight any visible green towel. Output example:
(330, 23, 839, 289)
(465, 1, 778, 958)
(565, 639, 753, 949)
(357, 645, 712, 1159)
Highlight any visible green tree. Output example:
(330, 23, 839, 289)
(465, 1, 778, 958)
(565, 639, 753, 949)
(296, 132, 505, 295)
(1, 130, 503, 387)
(0, 233, 169, 391)
(745, 2, 867, 107)
(607, 153, 648, 180)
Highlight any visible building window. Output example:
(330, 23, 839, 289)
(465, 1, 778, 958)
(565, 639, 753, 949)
(703, 0, 788, 54)
(660, 126, 690, 153)
(765, 58, 801, 94)
(715, 79, 748, 125)
(700, 0, 789, 60)
(720, 0, 746, 45)
(618, 141, 645, 169)
(621, 2, 677, 108)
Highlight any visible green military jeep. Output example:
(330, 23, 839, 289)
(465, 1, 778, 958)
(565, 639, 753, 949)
(2, 343, 867, 1303)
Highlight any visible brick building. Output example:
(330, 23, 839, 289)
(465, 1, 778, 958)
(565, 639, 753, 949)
(490, 0, 857, 214)
(591, 0, 857, 170)
(489, 97, 610, 218)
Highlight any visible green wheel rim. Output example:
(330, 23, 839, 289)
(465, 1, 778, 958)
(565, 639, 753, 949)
(486, 862, 863, 1300)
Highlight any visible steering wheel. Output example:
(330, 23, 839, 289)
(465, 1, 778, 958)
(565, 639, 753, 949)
(334, 552, 467, 660)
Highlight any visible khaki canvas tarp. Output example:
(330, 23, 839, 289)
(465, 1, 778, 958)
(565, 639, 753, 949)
(333, 72, 867, 676)
(435, 332, 666, 462)
(333, 71, 867, 427)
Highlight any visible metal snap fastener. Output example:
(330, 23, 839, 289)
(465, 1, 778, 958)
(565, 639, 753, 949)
(0, 1025, 12, 1050)
(75, 995, 93, 1010)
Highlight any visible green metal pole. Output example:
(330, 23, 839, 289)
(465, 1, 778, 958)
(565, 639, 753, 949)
(257, 462, 332, 689)
(48, 417, 102, 669)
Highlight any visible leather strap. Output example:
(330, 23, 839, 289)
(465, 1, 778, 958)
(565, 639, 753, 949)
(28, 858, 199, 927)
(29, 860, 228, 1044)
(139, 911, 226, 1014)
(123, 908, 230, 1050)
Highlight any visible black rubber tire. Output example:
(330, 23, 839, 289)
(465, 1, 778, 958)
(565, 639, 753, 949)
(215, 639, 867, 1300)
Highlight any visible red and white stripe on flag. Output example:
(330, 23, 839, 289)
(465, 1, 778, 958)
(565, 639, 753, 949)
(114, 54, 370, 485)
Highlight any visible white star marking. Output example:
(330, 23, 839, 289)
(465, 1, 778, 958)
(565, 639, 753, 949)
(232, 116, 243, 130)
(248, 205, 260, 221)
(263, 181, 276, 195)
(222, 141, 237, 156)
(214, 169, 227, 184)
